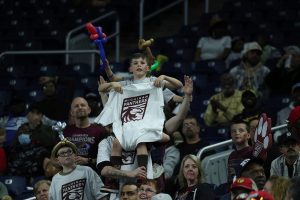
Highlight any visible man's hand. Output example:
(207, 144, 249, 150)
(183, 75, 193, 97)
(210, 99, 226, 113)
(75, 156, 89, 165)
(154, 75, 165, 87)
(111, 82, 123, 93)
(127, 166, 147, 179)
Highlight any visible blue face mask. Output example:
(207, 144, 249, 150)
(18, 134, 31, 145)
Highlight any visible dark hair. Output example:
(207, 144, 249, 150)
(183, 115, 200, 127)
(130, 52, 148, 64)
(231, 118, 250, 132)
(121, 181, 139, 190)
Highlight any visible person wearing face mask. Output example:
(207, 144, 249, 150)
(7, 104, 58, 182)
(229, 42, 270, 102)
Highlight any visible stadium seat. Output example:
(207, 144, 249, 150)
(201, 149, 233, 186)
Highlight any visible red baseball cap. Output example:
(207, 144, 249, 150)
(231, 177, 258, 192)
(288, 106, 300, 126)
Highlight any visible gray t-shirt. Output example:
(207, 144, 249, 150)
(49, 165, 107, 200)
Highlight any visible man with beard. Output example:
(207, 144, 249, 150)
(64, 97, 107, 169)
(270, 132, 300, 178)
(229, 42, 270, 101)
(204, 73, 244, 126)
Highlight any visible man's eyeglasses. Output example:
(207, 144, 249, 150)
(57, 149, 73, 157)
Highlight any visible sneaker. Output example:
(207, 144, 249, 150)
(100, 178, 119, 193)
(152, 163, 164, 179)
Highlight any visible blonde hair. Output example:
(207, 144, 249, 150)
(267, 175, 291, 200)
(33, 180, 51, 195)
(178, 154, 203, 189)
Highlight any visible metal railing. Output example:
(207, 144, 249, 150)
(197, 123, 288, 159)
(65, 10, 120, 65)
(139, 0, 189, 38)
(0, 50, 100, 68)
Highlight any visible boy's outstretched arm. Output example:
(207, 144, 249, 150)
(104, 59, 123, 82)
(98, 81, 123, 93)
(154, 75, 183, 89)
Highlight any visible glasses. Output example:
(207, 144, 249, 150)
(57, 149, 73, 157)
(139, 188, 156, 193)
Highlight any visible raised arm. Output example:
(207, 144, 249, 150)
(98, 81, 123, 93)
(165, 75, 193, 134)
(104, 59, 123, 82)
(154, 75, 183, 90)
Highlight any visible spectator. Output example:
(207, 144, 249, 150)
(233, 90, 261, 124)
(255, 32, 281, 64)
(195, 15, 231, 61)
(270, 132, 300, 178)
(138, 179, 159, 200)
(64, 97, 108, 169)
(38, 79, 70, 124)
(229, 42, 270, 100)
(230, 177, 258, 200)
(34, 180, 51, 200)
(0, 96, 27, 148)
(204, 73, 244, 126)
(265, 45, 300, 95)
(14, 103, 59, 153)
(236, 158, 267, 190)
(120, 182, 139, 200)
(174, 154, 215, 200)
(0, 128, 7, 175)
(176, 115, 211, 162)
(274, 82, 300, 141)
(49, 139, 107, 200)
(225, 36, 244, 69)
(97, 52, 182, 183)
(263, 175, 290, 200)
(227, 119, 253, 182)
(221, 158, 267, 200)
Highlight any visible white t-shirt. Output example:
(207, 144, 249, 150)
(49, 165, 107, 200)
(197, 36, 232, 60)
(95, 78, 165, 151)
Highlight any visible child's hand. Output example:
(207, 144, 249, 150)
(112, 82, 123, 93)
(138, 39, 146, 50)
(154, 75, 165, 87)
(183, 75, 193, 96)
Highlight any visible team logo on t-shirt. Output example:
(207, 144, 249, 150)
(121, 94, 149, 124)
(62, 179, 86, 200)
(122, 150, 136, 165)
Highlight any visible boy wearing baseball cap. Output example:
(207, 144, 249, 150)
(49, 139, 108, 200)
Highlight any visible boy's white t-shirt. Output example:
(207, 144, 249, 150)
(95, 77, 165, 151)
